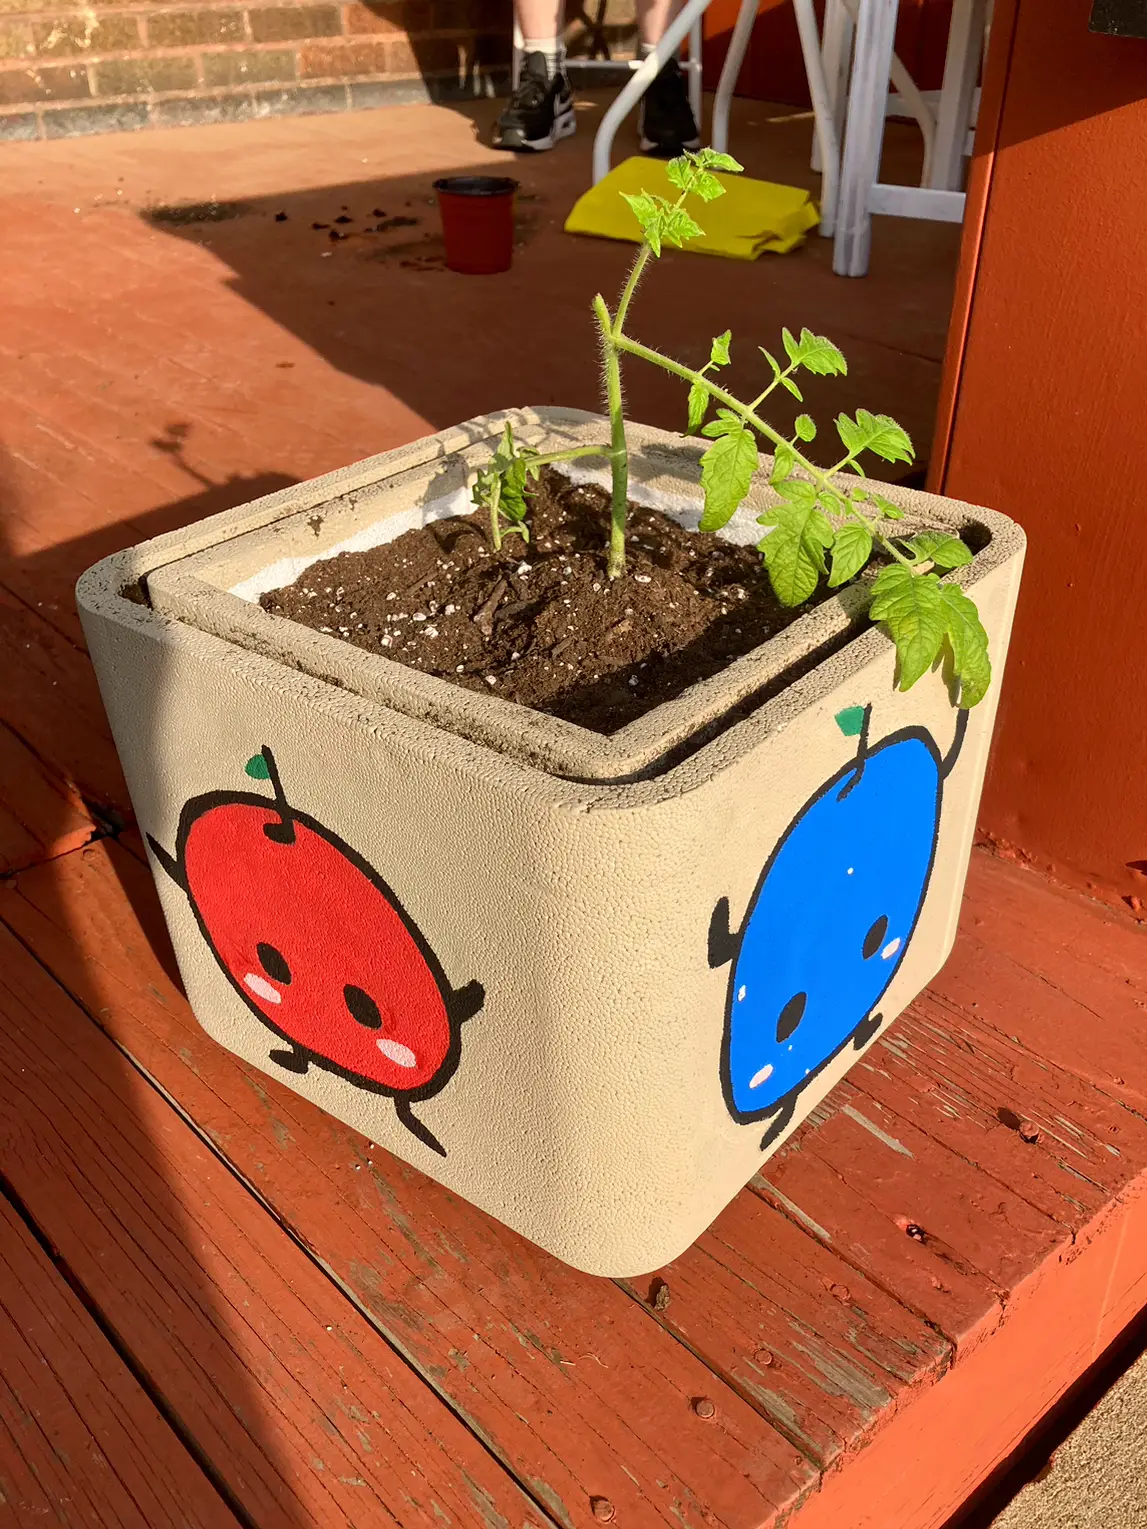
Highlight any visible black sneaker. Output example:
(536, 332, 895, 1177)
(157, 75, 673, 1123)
(494, 52, 576, 153)
(638, 57, 701, 157)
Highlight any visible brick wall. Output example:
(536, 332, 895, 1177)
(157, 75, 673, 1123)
(0, 0, 517, 140)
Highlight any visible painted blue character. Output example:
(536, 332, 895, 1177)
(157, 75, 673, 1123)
(708, 703, 968, 1149)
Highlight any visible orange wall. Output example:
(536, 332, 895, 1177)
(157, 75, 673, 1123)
(934, 0, 1147, 911)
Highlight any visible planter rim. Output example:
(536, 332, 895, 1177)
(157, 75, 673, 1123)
(82, 407, 1026, 789)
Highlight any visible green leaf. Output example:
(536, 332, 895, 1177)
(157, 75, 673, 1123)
(622, 190, 665, 255)
(665, 156, 690, 191)
(687, 380, 709, 435)
(793, 329, 847, 377)
(835, 705, 867, 737)
(245, 753, 270, 780)
(661, 204, 704, 248)
(691, 148, 743, 173)
(939, 582, 992, 706)
(691, 169, 724, 202)
(757, 502, 834, 606)
(701, 408, 744, 439)
(836, 409, 915, 465)
(872, 493, 905, 522)
(828, 522, 874, 587)
(699, 425, 758, 533)
(903, 530, 973, 569)
(794, 414, 817, 442)
(760, 348, 782, 383)
(709, 330, 732, 367)
(774, 475, 817, 510)
(869, 565, 947, 690)
(781, 375, 804, 402)
(770, 444, 795, 485)
(780, 327, 847, 376)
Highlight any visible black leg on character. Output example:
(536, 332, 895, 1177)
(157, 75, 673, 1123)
(760, 1095, 797, 1151)
(270, 1042, 311, 1074)
(396, 1098, 447, 1157)
(852, 1010, 883, 1051)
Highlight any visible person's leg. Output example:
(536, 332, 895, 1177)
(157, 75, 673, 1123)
(494, 0, 577, 152)
(634, 0, 701, 155)
(516, 0, 564, 77)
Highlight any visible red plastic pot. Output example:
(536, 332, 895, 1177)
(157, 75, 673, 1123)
(434, 176, 518, 275)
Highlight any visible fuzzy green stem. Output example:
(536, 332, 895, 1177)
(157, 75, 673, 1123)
(615, 333, 915, 567)
(594, 292, 629, 579)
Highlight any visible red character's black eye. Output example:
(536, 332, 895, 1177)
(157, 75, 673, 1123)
(257, 942, 292, 984)
(344, 984, 382, 1028)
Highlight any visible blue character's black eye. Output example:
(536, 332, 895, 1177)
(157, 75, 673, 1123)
(776, 991, 807, 1043)
(344, 984, 382, 1028)
(257, 942, 291, 984)
(862, 915, 889, 960)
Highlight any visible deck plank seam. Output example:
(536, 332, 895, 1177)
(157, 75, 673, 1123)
(0, 1164, 259, 1529)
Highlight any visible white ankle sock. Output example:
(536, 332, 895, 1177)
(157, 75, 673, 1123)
(522, 36, 564, 79)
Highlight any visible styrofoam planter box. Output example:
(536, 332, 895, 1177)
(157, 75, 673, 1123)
(77, 408, 1024, 1277)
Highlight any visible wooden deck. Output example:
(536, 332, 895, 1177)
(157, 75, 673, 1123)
(2, 97, 1146, 1529)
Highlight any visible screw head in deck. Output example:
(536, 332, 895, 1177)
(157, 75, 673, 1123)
(590, 1496, 616, 1522)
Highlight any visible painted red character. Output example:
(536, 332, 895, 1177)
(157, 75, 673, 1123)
(148, 745, 483, 1157)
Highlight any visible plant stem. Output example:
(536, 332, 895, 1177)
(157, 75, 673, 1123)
(594, 292, 629, 579)
(615, 333, 914, 567)
(614, 246, 652, 336)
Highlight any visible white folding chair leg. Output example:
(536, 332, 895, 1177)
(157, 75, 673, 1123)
(833, 0, 899, 277)
(687, 13, 704, 126)
(512, 18, 522, 89)
(814, 0, 853, 174)
(591, 0, 710, 183)
(711, 0, 757, 155)
(928, 0, 987, 190)
(792, 0, 841, 236)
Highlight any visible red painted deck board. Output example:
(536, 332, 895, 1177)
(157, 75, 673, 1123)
(0, 1191, 237, 1529)
(0, 912, 555, 1529)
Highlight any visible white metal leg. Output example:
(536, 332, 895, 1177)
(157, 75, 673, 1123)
(711, 0, 756, 155)
(813, 0, 853, 173)
(928, 0, 987, 190)
(792, 0, 840, 236)
(591, 0, 710, 183)
(512, 18, 522, 88)
(833, 0, 899, 276)
(686, 13, 704, 125)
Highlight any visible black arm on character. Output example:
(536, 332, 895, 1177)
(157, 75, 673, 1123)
(708, 897, 739, 969)
(146, 834, 185, 890)
(449, 979, 485, 1024)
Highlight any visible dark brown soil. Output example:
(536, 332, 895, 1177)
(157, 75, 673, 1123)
(260, 470, 829, 735)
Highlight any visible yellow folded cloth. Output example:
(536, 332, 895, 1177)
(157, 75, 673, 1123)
(564, 156, 820, 260)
